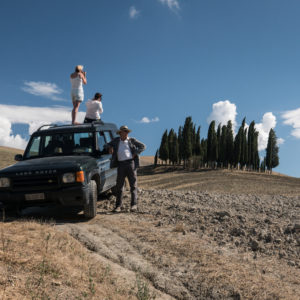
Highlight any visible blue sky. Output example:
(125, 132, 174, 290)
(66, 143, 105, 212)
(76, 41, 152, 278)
(1, 0, 300, 177)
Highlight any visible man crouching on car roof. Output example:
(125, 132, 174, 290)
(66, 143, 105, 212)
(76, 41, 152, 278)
(108, 125, 146, 213)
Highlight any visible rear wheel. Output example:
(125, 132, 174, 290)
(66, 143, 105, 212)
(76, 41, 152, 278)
(84, 180, 97, 219)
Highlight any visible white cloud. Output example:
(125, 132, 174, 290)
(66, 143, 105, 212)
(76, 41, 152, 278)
(0, 104, 85, 149)
(138, 117, 159, 123)
(207, 101, 283, 151)
(158, 0, 180, 12)
(129, 6, 140, 19)
(277, 138, 285, 145)
(255, 112, 277, 151)
(22, 81, 65, 101)
(207, 100, 237, 132)
(282, 107, 300, 139)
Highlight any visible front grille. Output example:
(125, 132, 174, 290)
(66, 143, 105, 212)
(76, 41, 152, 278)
(12, 175, 59, 190)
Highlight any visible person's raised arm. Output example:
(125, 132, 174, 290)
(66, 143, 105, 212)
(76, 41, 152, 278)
(80, 71, 87, 84)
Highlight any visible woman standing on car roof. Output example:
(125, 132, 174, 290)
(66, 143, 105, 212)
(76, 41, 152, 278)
(70, 65, 87, 124)
(84, 92, 103, 123)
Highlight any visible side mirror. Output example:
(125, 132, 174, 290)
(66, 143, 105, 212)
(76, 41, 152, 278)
(15, 154, 23, 161)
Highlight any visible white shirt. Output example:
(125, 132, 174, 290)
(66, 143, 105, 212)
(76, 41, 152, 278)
(85, 99, 103, 120)
(117, 138, 133, 161)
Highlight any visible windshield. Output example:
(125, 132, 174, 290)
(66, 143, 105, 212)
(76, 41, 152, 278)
(24, 132, 95, 159)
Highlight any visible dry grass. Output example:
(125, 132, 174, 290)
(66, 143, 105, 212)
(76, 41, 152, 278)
(138, 166, 300, 195)
(0, 221, 137, 300)
(0, 146, 23, 170)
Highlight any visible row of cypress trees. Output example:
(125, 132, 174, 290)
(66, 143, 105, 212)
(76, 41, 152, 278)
(156, 116, 279, 171)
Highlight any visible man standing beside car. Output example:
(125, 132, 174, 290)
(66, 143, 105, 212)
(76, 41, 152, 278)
(108, 125, 146, 212)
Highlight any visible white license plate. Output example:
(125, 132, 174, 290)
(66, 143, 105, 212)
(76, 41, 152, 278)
(25, 193, 45, 201)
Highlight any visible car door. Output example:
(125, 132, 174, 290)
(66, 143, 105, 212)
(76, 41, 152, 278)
(96, 130, 117, 192)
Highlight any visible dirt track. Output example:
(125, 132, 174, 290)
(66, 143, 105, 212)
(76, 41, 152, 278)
(50, 184, 300, 299)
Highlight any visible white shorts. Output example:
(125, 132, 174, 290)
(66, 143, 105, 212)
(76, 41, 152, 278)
(71, 89, 84, 103)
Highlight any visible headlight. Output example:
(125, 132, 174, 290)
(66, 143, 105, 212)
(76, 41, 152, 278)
(62, 173, 76, 183)
(0, 177, 10, 188)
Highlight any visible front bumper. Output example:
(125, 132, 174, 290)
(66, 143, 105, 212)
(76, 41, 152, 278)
(0, 184, 89, 208)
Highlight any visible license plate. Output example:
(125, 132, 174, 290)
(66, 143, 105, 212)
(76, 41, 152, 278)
(25, 193, 45, 201)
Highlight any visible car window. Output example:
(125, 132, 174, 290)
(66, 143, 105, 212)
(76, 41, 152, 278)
(103, 131, 112, 143)
(74, 132, 94, 153)
(97, 132, 106, 152)
(25, 136, 41, 158)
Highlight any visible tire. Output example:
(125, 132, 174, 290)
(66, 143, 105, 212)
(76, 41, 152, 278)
(84, 180, 97, 219)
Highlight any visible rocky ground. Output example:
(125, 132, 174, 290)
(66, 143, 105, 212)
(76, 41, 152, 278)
(52, 185, 300, 299)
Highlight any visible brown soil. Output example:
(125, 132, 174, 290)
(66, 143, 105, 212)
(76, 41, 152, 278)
(1, 151, 300, 299)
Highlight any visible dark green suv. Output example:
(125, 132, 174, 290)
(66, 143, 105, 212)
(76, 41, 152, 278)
(0, 122, 118, 218)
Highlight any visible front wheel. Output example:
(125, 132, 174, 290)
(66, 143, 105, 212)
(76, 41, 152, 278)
(84, 180, 97, 219)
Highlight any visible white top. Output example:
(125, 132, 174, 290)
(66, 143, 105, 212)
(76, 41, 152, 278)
(70, 75, 83, 90)
(117, 138, 133, 161)
(85, 99, 103, 120)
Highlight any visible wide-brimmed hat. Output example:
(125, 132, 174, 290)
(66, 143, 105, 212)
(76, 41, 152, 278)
(117, 125, 132, 134)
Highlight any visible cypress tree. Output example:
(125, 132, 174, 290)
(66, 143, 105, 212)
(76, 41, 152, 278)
(242, 127, 248, 169)
(172, 133, 179, 165)
(247, 121, 259, 170)
(192, 124, 196, 155)
(182, 117, 193, 166)
(234, 126, 242, 168)
(201, 138, 207, 166)
(226, 120, 234, 167)
(168, 129, 175, 164)
(220, 125, 227, 167)
(154, 150, 158, 167)
(159, 130, 169, 164)
(195, 126, 201, 156)
(207, 120, 218, 166)
(178, 126, 183, 165)
(266, 128, 279, 172)
(216, 124, 222, 167)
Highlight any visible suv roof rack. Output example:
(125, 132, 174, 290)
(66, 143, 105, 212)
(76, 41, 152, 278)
(37, 124, 56, 131)
(37, 121, 106, 131)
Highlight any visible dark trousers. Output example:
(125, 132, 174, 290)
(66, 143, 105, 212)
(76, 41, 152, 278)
(115, 160, 137, 208)
(84, 117, 98, 123)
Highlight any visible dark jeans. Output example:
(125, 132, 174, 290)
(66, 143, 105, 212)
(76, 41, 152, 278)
(115, 160, 137, 208)
(84, 118, 103, 124)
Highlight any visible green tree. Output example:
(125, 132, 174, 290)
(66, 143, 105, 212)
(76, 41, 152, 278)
(207, 120, 218, 166)
(178, 126, 183, 165)
(266, 128, 279, 172)
(216, 124, 222, 167)
(169, 129, 179, 165)
(226, 120, 234, 167)
(168, 129, 175, 164)
(154, 150, 158, 167)
(182, 117, 193, 166)
(172, 133, 179, 165)
(220, 125, 227, 167)
(201, 138, 207, 166)
(195, 126, 201, 156)
(159, 130, 169, 164)
(247, 121, 259, 170)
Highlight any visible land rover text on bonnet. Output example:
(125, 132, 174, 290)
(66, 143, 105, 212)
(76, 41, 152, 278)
(0, 122, 118, 218)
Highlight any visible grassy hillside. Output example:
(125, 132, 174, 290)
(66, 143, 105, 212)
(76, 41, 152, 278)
(0, 146, 23, 169)
(138, 165, 300, 195)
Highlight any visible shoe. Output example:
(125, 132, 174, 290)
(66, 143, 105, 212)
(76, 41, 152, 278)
(130, 205, 138, 212)
(114, 206, 121, 213)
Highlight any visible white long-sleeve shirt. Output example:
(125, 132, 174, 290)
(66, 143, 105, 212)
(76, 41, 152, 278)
(85, 100, 103, 120)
